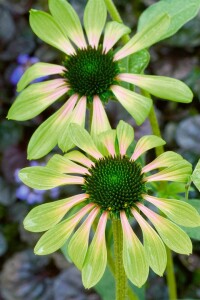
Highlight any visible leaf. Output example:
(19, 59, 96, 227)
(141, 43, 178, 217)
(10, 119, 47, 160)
(192, 159, 200, 191)
(94, 267, 115, 300)
(138, 0, 200, 41)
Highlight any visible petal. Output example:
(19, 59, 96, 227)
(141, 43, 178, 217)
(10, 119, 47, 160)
(68, 207, 99, 269)
(132, 209, 167, 276)
(7, 80, 68, 121)
(137, 203, 192, 255)
(120, 211, 149, 287)
(91, 96, 111, 137)
(34, 203, 94, 255)
(114, 14, 170, 61)
(131, 135, 165, 161)
(30, 10, 75, 55)
(84, 0, 107, 48)
(49, 0, 86, 48)
(142, 151, 182, 173)
(27, 96, 77, 159)
(82, 212, 108, 288)
(58, 96, 87, 152)
(145, 160, 192, 183)
(103, 21, 131, 53)
(24, 194, 88, 232)
(111, 85, 152, 125)
(118, 73, 193, 103)
(116, 120, 134, 156)
(19, 166, 84, 190)
(99, 129, 116, 157)
(69, 124, 104, 160)
(47, 154, 89, 175)
(64, 150, 94, 168)
(143, 195, 200, 227)
(17, 62, 65, 92)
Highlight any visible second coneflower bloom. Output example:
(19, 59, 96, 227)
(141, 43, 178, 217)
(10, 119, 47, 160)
(8, 0, 193, 159)
(19, 121, 200, 288)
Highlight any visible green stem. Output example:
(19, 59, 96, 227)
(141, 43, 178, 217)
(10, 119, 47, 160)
(112, 219, 127, 300)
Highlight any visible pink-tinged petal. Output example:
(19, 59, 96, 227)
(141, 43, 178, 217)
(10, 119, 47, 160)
(132, 208, 167, 276)
(30, 10, 75, 55)
(137, 203, 192, 255)
(131, 135, 165, 161)
(68, 207, 100, 269)
(17, 63, 66, 92)
(24, 193, 89, 232)
(111, 85, 152, 125)
(69, 124, 104, 160)
(84, 0, 107, 48)
(34, 203, 95, 255)
(116, 120, 134, 156)
(99, 130, 116, 157)
(144, 160, 192, 183)
(143, 195, 200, 227)
(82, 212, 108, 288)
(47, 154, 89, 175)
(120, 211, 149, 287)
(59, 96, 87, 152)
(142, 151, 182, 174)
(91, 96, 111, 137)
(103, 21, 131, 53)
(64, 150, 94, 168)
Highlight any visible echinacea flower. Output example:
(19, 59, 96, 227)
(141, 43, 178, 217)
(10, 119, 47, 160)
(19, 121, 200, 288)
(7, 0, 193, 159)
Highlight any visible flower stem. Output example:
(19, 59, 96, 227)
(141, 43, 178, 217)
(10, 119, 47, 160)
(112, 218, 127, 300)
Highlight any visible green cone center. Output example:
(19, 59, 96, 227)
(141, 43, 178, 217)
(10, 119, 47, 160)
(83, 156, 146, 216)
(63, 46, 119, 102)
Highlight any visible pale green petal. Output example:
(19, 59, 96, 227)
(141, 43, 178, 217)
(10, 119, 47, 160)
(121, 211, 149, 287)
(142, 151, 182, 173)
(82, 212, 107, 288)
(91, 96, 111, 137)
(49, 0, 86, 48)
(30, 10, 74, 54)
(111, 85, 152, 125)
(114, 14, 170, 61)
(24, 194, 88, 232)
(143, 195, 200, 227)
(47, 154, 88, 175)
(118, 74, 193, 103)
(7, 80, 68, 121)
(58, 97, 86, 152)
(68, 207, 99, 269)
(132, 209, 167, 276)
(99, 129, 116, 157)
(69, 124, 103, 160)
(34, 204, 93, 255)
(103, 21, 131, 53)
(84, 0, 107, 48)
(19, 166, 84, 190)
(145, 160, 192, 183)
(64, 150, 94, 168)
(28, 100, 76, 159)
(116, 120, 134, 156)
(17, 62, 65, 92)
(138, 204, 192, 254)
(131, 135, 165, 161)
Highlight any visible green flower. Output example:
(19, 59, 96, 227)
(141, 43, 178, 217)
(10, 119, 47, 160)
(19, 121, 200, 288)
(7, 0, 193, 159)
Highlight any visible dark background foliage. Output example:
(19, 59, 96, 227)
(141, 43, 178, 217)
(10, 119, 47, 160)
(0, 0, 200, 299)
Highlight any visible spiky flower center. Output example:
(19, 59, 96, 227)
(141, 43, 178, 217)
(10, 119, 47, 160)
(63, 46, 119, 102)
(83, 156, 146, 216)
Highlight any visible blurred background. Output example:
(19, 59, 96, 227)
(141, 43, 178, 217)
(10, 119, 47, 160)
(0, 0, 200, 299)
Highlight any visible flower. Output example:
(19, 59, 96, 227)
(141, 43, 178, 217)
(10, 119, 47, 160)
(7, 0, 193, 159)
(19, 121, 200, 288)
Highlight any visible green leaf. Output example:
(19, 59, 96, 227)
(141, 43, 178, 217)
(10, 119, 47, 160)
(191, 159, 200, 191)
(138, 0, 200, 41)
(94, 267, 115, 300)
